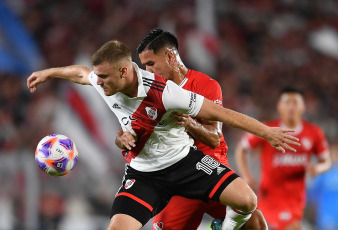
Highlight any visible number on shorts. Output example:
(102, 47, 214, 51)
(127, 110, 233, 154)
(196, 155, 220, 175)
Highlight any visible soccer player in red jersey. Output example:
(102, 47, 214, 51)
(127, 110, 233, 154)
(235, 87, 331, 230)
(116, 29, 267, 230)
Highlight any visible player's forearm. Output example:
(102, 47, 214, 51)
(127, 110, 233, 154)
(47, 65, 91, 85)
(315, 156, 332, 174)
(198, 100, 269, 140)
(185, 120, 221, 149)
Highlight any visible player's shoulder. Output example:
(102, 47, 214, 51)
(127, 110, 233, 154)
(302, 120, 323, 133)
(188, 69, 220, 88)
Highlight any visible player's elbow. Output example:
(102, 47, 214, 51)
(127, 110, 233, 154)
(201, 132, 221, 149)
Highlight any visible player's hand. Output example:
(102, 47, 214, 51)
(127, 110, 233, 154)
(265, 127, 300, 153)
(307, 164, 320, 177)
(117, 130, 138, 150)
(172, 111, 193, 128)
(27, 70, 51, 93)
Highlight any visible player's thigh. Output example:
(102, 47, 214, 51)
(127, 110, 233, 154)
(153, 196, 205, 230)
(218, 177, 257, 213)
(108, 214, 142, 230)
(173, 150, 238, 202)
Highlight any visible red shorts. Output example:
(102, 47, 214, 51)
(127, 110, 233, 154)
(259, 199, 303, 230)
(152, 196, 226, 230)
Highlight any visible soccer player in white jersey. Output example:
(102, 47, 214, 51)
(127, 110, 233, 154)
(27, 40, 300, 230)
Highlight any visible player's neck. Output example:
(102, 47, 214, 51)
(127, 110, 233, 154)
(282, 118, 302, 129)
(172, 63, 188, 85)
(121, 67, 138, 97)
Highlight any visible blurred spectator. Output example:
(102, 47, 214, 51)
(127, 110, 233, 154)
(307, 144, 338, 230)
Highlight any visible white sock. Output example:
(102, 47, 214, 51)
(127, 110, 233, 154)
(222, 206, 252, 230)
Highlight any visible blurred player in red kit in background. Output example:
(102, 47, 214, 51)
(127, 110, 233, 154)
(235, 87, 331, 230)
(116, 28, 267, 230)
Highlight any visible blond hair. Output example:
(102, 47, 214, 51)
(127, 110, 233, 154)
(91, 40, 131, 66)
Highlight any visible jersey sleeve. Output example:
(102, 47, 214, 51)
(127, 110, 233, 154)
(197, 79, 223, 106)
(313, 126, 330, 158)
(241, 132, 265, 150)
(88, 71, 97, 86)
(162, 80, 204, 117)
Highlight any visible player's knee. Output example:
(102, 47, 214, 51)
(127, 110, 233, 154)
(240, 191, 257, 213)
(107, 217, 119, 230)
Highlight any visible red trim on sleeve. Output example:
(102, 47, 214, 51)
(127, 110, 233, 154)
(115, 192, 153, 212)
(208, 171, 235, 199)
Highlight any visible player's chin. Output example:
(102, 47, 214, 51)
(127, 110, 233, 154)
(103, 89, 114, 96)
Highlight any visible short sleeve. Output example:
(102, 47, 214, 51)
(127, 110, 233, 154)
(88, 71, 97, 86)
(162, 80, 204, 117)
(242, 132, 265, 150)
(313, 126, 329, 158)
(197, 79, 223, 106)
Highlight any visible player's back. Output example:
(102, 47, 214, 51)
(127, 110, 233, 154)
(180, 69, 228, 166)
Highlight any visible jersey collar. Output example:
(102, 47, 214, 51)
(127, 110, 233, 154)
(179, 69, 192, 88)
(279, 120, 304, 135)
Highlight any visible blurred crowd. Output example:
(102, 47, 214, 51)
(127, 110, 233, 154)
(0, 0, 337, 229)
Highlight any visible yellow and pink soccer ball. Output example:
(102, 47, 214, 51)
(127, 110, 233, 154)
(35, 134, 79, 176)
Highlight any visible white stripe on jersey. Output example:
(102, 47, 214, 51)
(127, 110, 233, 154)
(88, 63, 204, 172)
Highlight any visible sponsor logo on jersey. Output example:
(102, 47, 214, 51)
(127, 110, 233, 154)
(124, 179, 135, 189)
(145, 107, 158, 120)
(213, 99, 223, 106)
(279, 211, 291, 221)
(273, 153, 308, 167)
(112, 103, 121, 109)
(153, 222, 164, 230)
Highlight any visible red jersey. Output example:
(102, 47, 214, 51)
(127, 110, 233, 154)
(242, 119, 329, 228)
(180, 69, 228, 166)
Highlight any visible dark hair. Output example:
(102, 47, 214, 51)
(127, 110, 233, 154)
(280, 86, 304, 96)
(91, 40, 131, 66)
(136, 28, 179, 54)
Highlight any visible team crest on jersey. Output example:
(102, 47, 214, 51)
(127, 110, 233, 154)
(145, 107, 158, 120)
(124, 179, 135, 189)
(153, 222, 164, 230)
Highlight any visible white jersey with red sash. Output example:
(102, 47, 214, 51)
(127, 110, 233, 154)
(88, 63, 204, 172)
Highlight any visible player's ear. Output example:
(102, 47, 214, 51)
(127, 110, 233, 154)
(165, 49, 175, 64)
(119, 66, 128, 78)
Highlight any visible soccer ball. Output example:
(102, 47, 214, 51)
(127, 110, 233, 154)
(35, 134, 79, 176)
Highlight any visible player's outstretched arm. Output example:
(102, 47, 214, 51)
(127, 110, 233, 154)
(27, 65, 92, 93)
(197, 99, 301, 153)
